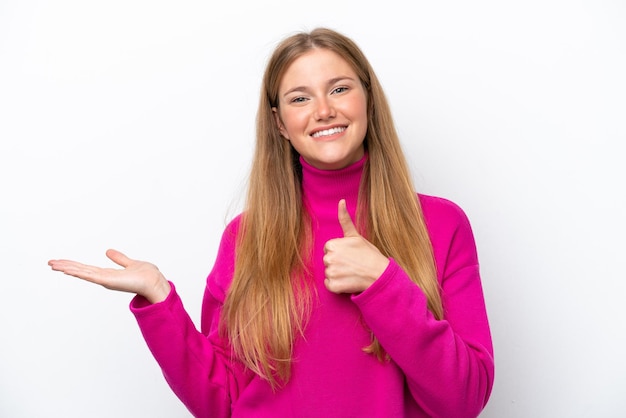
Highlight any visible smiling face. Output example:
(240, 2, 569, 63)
(272, 48, 368, 171)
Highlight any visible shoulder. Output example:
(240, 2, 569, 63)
(221, 213, 243, 245)
(417, 194, 479, 278)
(418, 193, 472, 232)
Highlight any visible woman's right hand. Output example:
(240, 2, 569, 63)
(48, 249, 171, 304)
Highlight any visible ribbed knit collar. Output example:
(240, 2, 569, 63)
(300, 154, 367, 222)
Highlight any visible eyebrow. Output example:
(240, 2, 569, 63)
(281, 76, 356, 98)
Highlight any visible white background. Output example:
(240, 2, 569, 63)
(1, 1, 624, 417)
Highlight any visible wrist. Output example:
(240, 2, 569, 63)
(145, 276, 171, 304)
(370, 257, 390, 282)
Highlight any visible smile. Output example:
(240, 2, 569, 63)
(311, 127, 346, 138)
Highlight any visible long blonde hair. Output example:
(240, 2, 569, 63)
(221, 27, 443, 390)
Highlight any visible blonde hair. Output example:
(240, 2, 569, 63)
(221, 27, 443, 390)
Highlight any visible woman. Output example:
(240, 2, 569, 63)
(49, 27, 494, 417)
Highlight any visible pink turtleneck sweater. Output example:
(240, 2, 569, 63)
(130, 155, 494, 418)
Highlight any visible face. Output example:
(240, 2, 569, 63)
(273, 48, 368, 170)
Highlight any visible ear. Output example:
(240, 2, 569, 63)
(272, 107, 290, 140)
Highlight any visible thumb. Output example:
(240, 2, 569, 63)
(105, 249, 133, 268)
(338, 199, 359, 237)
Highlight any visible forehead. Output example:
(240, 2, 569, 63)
(279, 48, 357, 90)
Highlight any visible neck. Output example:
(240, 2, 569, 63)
(300, 154, 367, 223)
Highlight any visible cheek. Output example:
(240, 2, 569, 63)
(281, 110, 308, 133)
(342, 94, 368, 119)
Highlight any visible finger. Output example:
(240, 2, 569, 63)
(48, 259, 81, 272)
(48, 259, 104, 282)
(324, 277, 350, 294)
(105, 249, 133, 268)
(338, 199, 359, 237)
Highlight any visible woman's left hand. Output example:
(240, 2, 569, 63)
(323, 199, 389, 294)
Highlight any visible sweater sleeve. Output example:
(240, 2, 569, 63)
(351, 196, 494, 418)
(130, 218, 246, 418)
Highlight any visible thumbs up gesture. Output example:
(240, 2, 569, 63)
(323, 199, 390, 294)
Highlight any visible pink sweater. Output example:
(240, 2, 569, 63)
(131, 155, 494, 417)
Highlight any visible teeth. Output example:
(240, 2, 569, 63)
(312, 127, 345, 138)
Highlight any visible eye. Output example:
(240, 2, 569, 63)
(290, 96, 308, 104)
(332, 86, 349, 94)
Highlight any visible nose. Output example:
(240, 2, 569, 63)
(314, 97, 336, 120)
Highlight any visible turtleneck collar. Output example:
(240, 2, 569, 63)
(300, 153, 367, 222)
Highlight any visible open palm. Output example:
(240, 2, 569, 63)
(48, 249, 171, 304)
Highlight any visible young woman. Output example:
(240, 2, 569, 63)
(49, 27, 494, 418)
